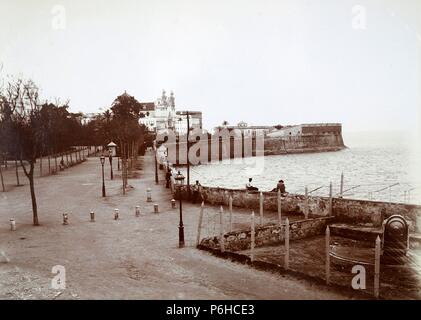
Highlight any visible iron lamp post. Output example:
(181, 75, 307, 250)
(108, 150, 113, 180)
(100, 156, 106, 197)
(175, 171, 185, 248)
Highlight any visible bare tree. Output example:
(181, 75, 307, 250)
(3, 78, 43, 225)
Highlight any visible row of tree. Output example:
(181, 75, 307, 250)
(0, 77, 152, 225)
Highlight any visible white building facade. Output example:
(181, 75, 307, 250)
(139, 90, 202, 135)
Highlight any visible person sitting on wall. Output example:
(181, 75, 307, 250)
(246, 178, 259, 191)
(276, 179, 286, 194)
(59, 159, 65, 171)
(192, 180, 203, 203)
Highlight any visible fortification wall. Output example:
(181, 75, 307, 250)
(162, 132, 346, 165)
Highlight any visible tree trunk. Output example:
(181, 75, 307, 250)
(28, 165, 39, 225)
(20, 159, 39, 226)
(15, 158, 20, 186)
(48, 154, 51, 174)
(0, 162, 5, 192)
(39, 156, 43, 177)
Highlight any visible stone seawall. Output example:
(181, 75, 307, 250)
(264, 134, 345, 155)
(175, 186, 421, 232)
(200, 217, 333, 251)
(163, 133, 345, 165)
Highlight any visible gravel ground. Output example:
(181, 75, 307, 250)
(0, 151, 355, 300)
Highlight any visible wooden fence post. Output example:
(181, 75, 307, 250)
(229, 195, 233, 232)
(196, 202, 204, 247)
(326, 226, 330, 284)
(278, 190, 282, 227)
(374, 235, 381, 298)
(251, 211, 255, 262)
(329, 182, 333, 216)
(259, 192, 263, 225)
(285, 217, 290, 270)
(219, 206, 225, 252)
(304, 186, 309, 219)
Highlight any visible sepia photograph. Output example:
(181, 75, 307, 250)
(0, 0, 421, 313)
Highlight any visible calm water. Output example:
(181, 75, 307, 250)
(177, 131, 421, 204)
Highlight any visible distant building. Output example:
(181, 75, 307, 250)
(267, 123, 342, 138)
(154, 90, 176, 133)
(175, 111, 203, 135)
(139, 90, 177, 133)
(139, 102, 157, 131)
(139, 90, 202, 135)
(80, 112, 100, 125)
(214, 121, 274, 137)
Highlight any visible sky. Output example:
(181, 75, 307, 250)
(0, 0, 420, 134)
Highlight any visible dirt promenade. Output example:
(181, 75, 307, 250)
(0, 151, 356, 299)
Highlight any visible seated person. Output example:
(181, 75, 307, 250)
(246, 178, 259, 191)
(59, 159, 65, 170)
(277, 179, 286, 194)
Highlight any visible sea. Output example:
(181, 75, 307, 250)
(176, 131, 421, 205)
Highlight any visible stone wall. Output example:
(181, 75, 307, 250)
(200, 217, 333, 252)
(175, 186, 421, 232)
(164, 132, 345, 165)
(264, 134, 345, 155)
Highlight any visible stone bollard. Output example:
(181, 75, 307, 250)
(154, 204, 159, 214)
(147, 188, 152, 202)
(90, 211, 95, 222)
(10, 218, 16, 231)
(135, 206, 141, 217)
(114, 209, 119, 220)
(171, 199, 176, 209)
(63, 213, 69, 225)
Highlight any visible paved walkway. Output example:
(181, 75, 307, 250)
(0, 151, 355, 299)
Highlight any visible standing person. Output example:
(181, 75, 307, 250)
(192, 180, 202, 203)
(165, 168, 172, 188)
(246, 178, 259, 191)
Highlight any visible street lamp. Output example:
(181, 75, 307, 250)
(154, 141, 158, 184)
(175, 171, 185, 248)
(108, 150, 113, 180)
(100, 156, 106, 197)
